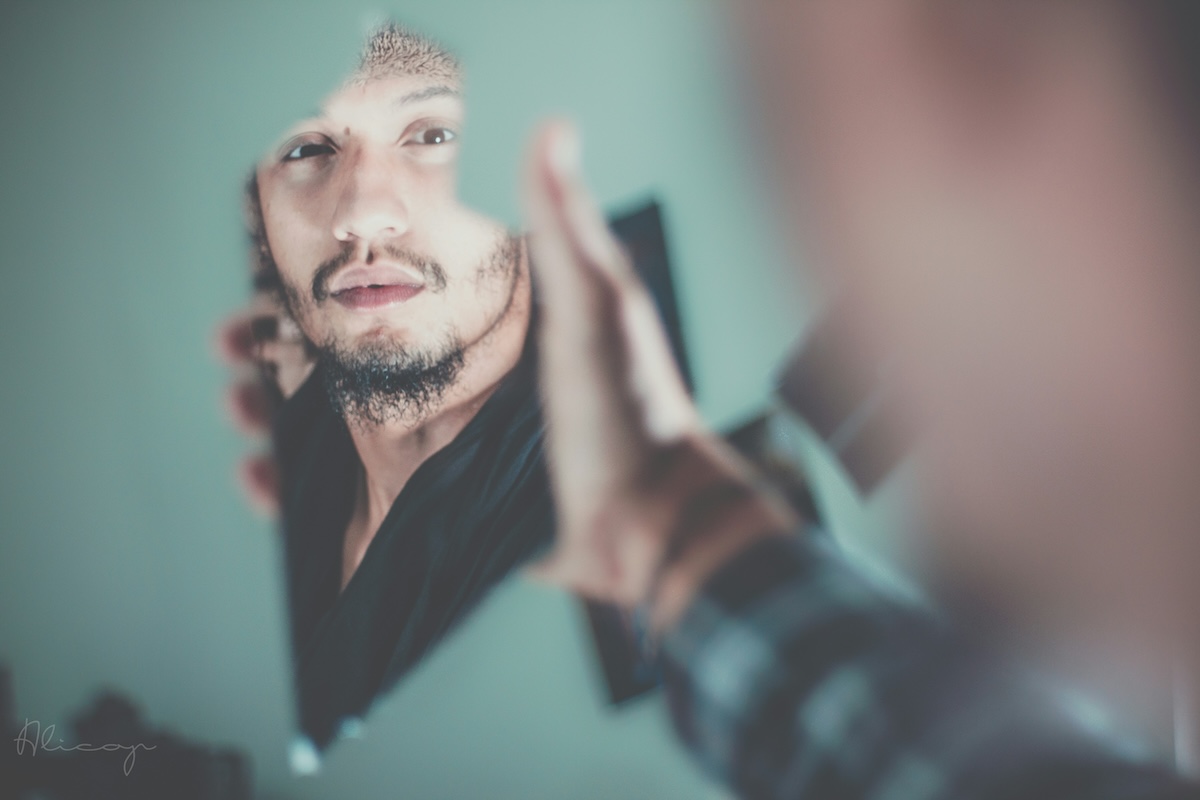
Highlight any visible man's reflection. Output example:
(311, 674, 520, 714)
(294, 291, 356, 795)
(245, 23, 548, 752)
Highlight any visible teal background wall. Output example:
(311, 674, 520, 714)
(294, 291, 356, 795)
(0, 2, 876, 797)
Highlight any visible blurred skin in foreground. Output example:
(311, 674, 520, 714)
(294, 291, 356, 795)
(521, 0, 1200, 760)
(737, 0, 1200, 654)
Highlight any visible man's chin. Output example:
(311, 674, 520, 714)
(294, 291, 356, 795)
(331, 307, 429, 343)
(321, 328, 457, 369)
(316, 332, 467, 428)
(355, 326, 413, 347)
(318, 319, 415, 350)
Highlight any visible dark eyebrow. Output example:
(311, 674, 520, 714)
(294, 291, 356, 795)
(394, 85, 460, 106)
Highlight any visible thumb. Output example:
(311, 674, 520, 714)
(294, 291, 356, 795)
(524, 120, 697, 447)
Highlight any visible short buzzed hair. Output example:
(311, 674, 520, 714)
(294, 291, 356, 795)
(352, 21, 461, 85)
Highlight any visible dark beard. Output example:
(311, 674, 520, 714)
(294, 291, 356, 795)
(318, 337, 465, 428)
(244, 171, 524, 427)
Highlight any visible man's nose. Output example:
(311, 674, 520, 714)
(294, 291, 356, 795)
(331, 149, 410, 244)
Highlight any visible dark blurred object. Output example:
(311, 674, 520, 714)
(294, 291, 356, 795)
(776, 304, 910, 496)
(0, 663, 252, 800)
(1, 664, 14, 800)
(608, 199, 694, 392)
(580, 199, 689, 706)
(582, 603, 660, 706)
(722, 412, 821, 523)
(1, 665, 12, 736)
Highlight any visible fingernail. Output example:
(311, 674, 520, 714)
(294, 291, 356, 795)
(548, 121, 581, 179)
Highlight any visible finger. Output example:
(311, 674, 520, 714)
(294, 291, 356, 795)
(273, 311, 307, 345)
(523, 491, 684, 604)
(216, 299, 309, 360)
(214, 311, 259, 366)
(238, 456, 280, 518)
(525, 120, 696, 442)
(620, 285, 698, 442)
(523, 121, 653, 468)
(523, 123, 607, 322)
(541, 129, 695, 440)
(257, 336, 316, 400)
(248, 294, 308, 347)
(537, 125, 630, 285)
(523, 542, 617, 601)
(247, 298, 315, 392)
(224, 380, 273, 436)
(534, 126, 653, 298)
(522, 547, 575, 588)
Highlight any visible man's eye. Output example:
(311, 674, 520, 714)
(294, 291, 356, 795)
(282, 142, 335, 161)
(413, 127, 456, 146)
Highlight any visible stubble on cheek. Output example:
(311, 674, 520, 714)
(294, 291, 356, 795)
(473, 234, 524, 342)
(472, 233, 525, 336)
(270, 268, 326, 349)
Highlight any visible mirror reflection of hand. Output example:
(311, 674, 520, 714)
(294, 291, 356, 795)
(521, 121, 793, 618)
(215, 293, 315, 517)
(246, 291, 316, 400)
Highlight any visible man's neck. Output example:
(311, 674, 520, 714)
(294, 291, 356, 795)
(341, 259, 533, 575)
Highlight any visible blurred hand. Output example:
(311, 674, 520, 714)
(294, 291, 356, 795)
(215, 290, 314, 517)
(521, 120, 793, 614)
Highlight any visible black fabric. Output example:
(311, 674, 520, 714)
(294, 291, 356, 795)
(272, 325, 552, 750)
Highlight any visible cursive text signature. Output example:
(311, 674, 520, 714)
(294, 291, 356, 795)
(13, 719, 156, 776)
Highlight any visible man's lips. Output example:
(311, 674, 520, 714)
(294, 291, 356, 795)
(326, 262, 427, 310)
(333, 284, 425, 309)
(327, 261, 425, 293)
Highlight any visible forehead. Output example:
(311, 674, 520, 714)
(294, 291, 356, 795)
(333, 23, 462, 117)
(261, 73, 463, 154)
(321, 72, 463, 122)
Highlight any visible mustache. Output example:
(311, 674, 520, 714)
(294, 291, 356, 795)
(311, 241, 449, 302)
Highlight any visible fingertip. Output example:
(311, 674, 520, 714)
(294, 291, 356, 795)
(225, 380, 272, 434)
(544, 119, 581, 183)
(524, 118, 580, 203)
(522, 121, 572, 283)
(239, 456, 280, 518)
(214, 312, 256, 365)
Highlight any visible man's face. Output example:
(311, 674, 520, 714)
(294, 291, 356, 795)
(255, 70, 520, 410)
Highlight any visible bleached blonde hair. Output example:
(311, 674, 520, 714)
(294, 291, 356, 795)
(352, 21, 461, 85)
